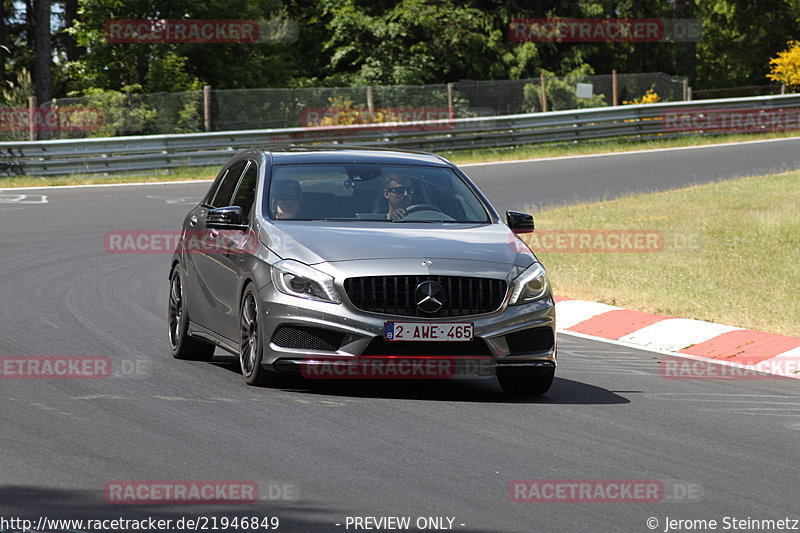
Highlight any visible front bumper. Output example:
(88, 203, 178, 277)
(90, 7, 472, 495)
(258, 283, 556, 377)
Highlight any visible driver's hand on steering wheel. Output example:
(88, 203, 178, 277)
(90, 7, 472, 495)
(387, 206, 407, 220)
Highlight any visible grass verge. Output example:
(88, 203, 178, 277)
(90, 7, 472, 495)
(3, 130, 800, 188)
(526, 169, 800, 337)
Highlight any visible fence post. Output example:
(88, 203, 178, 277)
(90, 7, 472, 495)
(447, 82, 455, 118)
(612, 69, 618, 106)
(540, 72, 548, 112)
(366, 86, 374, 116)
(687, 87, 692, 101)
(50, 98, 58, 140)
(203, 85, 212, 132)
(781, 84, 786, 95)
(28, 95, 37, 141)
(682, 78, 689, 101)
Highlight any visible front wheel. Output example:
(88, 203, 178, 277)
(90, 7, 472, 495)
(497, 366, 555, 396)
(239, 285, 282, 387)
(169, 266, 215, 361)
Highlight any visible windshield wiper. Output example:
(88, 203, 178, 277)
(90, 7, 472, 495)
(390, 219, 446, 223)
(321, 218, 391, 222)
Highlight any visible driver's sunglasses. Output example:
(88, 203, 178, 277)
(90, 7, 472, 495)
(278, 194, 300, 204)
(386, 186, 415, 196)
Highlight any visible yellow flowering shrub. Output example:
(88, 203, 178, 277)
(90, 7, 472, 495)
(624, 88, 661, 105)
(767, 41, 800, 87)
(306, 96, 403, 126)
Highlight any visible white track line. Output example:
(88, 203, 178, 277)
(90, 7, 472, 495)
(559, 330, 800, 380)
(459, 135, 800, 167)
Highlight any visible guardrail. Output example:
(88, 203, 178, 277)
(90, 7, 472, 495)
(3, 93, 800, 177)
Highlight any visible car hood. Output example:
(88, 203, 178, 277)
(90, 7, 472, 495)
(260, 221, 535, 269)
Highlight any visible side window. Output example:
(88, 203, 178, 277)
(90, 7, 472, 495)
(231, 161, 258, 222)
(203, 169, 227, 205)
(210, 160, 247, 208)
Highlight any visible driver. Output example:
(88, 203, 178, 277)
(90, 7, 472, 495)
(383, 173, 416, 220)
(272, 179, 303, 219)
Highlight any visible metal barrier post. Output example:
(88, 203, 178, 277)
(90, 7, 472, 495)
(203, 85, 212, 132)
(28, 96, 37, 141)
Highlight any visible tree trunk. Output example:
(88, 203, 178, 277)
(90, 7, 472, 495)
(0, 0, 6, 85)
(64, 0, 84, 62)
(32, 0, 51, 104)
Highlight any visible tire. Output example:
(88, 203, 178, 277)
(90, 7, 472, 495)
(239, 284, 282, 387)
(169, 266, 216, 361)
(497, 366, 555, 396)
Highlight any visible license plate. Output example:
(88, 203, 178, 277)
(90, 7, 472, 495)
(384, 322, 474, 342)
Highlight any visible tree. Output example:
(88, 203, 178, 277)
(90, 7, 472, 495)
(32, 0, 51, 103)
(318, 0, 515, 85)
(0, 0, 6, 85)
(63, 0, 85, 62)
(767, 41, 800, 88)
(0, 1, 28, 96)
(694, 0, 797, 89)
(66, 0, 299, 94)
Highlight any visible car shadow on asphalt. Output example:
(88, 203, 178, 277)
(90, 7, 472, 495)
(210, 358, 629, 405)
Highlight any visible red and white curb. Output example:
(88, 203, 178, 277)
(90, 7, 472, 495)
(555, 297, 800, 379)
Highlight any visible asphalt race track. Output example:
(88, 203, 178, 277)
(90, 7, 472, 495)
(2, 140, 799, 532)
(462, 137, 800, 212)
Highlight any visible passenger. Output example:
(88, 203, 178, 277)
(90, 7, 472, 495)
(272, 180, 303, 219)
(383, 174, 416, 220)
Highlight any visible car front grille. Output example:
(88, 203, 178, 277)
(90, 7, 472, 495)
(343, 275, 507, 317)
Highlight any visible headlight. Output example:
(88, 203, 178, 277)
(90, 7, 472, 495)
(509, 262, 550, 305)
(271, 260, 341, 304)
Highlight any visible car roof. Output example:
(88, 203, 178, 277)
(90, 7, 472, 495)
(261, 146, 452, 167)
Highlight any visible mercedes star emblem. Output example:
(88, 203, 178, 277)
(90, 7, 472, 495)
(415, 281, 445, 314)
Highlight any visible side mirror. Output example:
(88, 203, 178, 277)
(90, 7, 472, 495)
(207, 206, 246, 229)
(506, 210, 535, 234)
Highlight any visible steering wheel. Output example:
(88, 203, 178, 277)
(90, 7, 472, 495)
(405, 203, 442, 214)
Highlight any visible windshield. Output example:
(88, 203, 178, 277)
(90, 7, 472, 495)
(265, 164, 491, 223)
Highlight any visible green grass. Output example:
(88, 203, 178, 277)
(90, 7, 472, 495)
(527, 170, 800, 337)
(3, 129, 800, 188)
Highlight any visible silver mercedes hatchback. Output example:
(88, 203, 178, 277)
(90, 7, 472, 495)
(168, 147, 556, 395)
